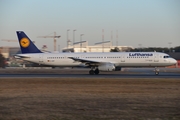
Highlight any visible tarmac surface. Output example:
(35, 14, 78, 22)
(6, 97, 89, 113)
(0, 67, 180, 78)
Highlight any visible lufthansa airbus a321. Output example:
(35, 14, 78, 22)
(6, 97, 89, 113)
(15, 31, 177, 75)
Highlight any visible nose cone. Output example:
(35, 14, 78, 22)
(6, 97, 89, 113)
(170, 58, 177, 65)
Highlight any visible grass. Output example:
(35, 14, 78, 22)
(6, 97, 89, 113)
(0, 78, 180, 120)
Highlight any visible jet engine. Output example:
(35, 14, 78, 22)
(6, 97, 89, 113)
(98, 63, 115, 71)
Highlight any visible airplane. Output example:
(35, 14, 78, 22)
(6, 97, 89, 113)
(15, 31, 177, 75)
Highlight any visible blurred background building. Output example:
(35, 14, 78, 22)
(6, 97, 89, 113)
(62, 41, 133, 53)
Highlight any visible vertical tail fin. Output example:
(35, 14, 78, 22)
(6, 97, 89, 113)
(16, 31, 42, 54)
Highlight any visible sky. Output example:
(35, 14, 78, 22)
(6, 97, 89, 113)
(0, 0, 180, 51)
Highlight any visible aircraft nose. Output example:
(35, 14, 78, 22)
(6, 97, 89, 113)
(170, 58, 177, 65)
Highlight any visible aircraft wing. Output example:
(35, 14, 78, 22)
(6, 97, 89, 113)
(68, 57, 108, 65)
(14, 54, 30, 59)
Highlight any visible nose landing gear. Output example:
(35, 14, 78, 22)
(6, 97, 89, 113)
(154, 67, 159, 75)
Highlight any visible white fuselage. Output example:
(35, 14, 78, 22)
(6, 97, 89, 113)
(16, 52, 177, 68)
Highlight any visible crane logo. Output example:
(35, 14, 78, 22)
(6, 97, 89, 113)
(20, 38, 30, 48)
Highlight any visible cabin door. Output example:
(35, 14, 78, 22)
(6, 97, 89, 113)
(121, 55, 125, 62)
(154, 54, 159, 62)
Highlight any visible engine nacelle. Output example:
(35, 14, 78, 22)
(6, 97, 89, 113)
(98, 63, 115, 71)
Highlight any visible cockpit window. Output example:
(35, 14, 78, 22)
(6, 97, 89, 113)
(163, 56, 170, 58)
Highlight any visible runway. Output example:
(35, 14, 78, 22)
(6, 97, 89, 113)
(0, 68, 180, 78)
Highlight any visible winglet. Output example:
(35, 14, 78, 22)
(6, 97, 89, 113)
(16, 31, 42, 54)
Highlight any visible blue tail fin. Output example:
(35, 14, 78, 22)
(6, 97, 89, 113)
(16, 31, 42, 54)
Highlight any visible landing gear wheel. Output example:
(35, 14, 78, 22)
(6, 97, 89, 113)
(94, 68, 99, 75)
(154, 67, 159, 75)
(155, 71, 159, 75)
(89, 70, 94, 75)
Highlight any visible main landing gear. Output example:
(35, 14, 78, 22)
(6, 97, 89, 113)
(89, 68, 99, 75)
(154, 67, 159, 75)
